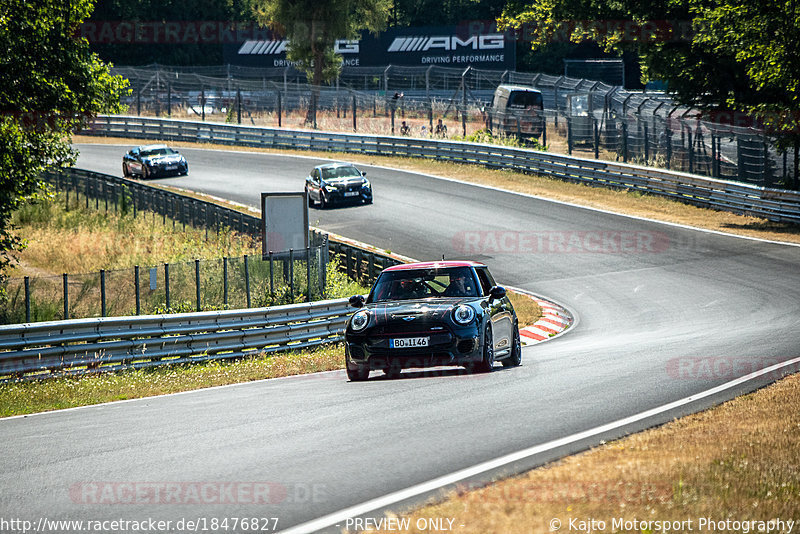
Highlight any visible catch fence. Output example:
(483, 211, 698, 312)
(109, 64, 795, 188)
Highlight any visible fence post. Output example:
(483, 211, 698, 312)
(237, 89, 242, 124)
(643, 123, 650, 164)
(244, 254, 251, 308)
(567, 118, 573, 155)
(195, 259, 201, 311)
(201, 86, 206, 121)
(63, 273, 69, 320)
(688, 128, 694, 174)
(306, 246, 311, 302)
(352, 93, 357, 131)
(136, 89, 141, 116)
(289, 249, 294, 302)
(165, 263, 170, 311)
(542, 115, 547, 147)
(135, 265, 140, 315)
(167, 83, 171, 116)
(391, 107, 395, 134)
(269, 251, 274, 299)
(594, 118, 599, 159)
(622, 122, 628, 163)
(277, 91, 282, 127)
(666, 126, 672, 170)
(24, 276, 31, 323)
(223, 257, 228, 307)
(100, 269, 106, 317)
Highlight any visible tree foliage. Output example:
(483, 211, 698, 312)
(0, 0, 129, 277)
(250, 0, 391, 87)
(498, 0, 800, 149)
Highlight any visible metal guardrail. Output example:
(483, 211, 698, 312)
(0, 299, 350, 380)
(85, 115, 800, 223)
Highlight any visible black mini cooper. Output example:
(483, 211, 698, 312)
(345, 261, 522, 381)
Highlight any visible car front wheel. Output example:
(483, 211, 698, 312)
(142, 165, 150, 179)
(473, 324, 495, 373)
(502, 322, 522, 367)
(122, 163, 131, 177)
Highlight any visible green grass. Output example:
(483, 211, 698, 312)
(0, 344, 346, 418)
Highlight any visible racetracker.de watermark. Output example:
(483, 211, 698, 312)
(68, 482, 326, 505)
(452, 230, 670, 255)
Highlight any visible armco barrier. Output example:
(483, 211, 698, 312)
(0, 299, 350, 380)
(83, 115, 800, 224)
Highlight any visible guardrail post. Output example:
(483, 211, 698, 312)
(306, 246, 311, 302)
(135, 265, 140, 315)
(24, 276, 31, 323)
(244, 254, 251, 308)
(195, 259, 201, 311)
(289, 249, 294, 302)
(223, 257, 229, 307)
(63, 273, 69, 320)
(100, 269, 106, 317)
(165, 263, 170, 311)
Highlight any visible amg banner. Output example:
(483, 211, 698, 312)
(223, 26, 515, 69)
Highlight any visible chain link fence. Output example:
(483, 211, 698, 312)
(4, 248, 330, 324)
(110, 64, 797, 189)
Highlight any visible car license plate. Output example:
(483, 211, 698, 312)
(390, 337, 429, 349)
(166, 165, 178, 170)
(344, 191, 359, 197)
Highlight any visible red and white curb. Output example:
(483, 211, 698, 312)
(508, 288, 574, 346)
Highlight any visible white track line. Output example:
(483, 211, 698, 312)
(279, 355, 800, 534)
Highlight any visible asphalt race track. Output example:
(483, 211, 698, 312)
(2, 143, 799, 532)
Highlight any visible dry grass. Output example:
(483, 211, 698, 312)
(364, 373, 800, 533)
(74, 135, 800, 245)
(9, 193, 259, 278)
(0, 344, 345, 418)
(507, 291, 542, 327)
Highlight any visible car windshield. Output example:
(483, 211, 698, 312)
(140, 147, 176, 157)
(368, 267, 480, 302)
(508, 91, 543, 109)
(321, 166, 361, 180)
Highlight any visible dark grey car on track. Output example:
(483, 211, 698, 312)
(305, 163, 373, 208)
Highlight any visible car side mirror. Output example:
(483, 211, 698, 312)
(489, 286, 506, 300)
(361, 171, 367, 176)
(349, 295, 365, 308)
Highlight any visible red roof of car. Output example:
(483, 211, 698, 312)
(383, 261, 486, 272)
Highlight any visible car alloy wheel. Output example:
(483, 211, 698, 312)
(474, 324, 495, 373)
(142, 165, 150, 179)
(122, 163, 130, 177)
(319, 193, 327, 209)
(502, 322, 522, 367)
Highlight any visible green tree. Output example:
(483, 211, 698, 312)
(499, 0, 800, 184)
(250, 0, 391, 124)
(0, 0, 129, 279)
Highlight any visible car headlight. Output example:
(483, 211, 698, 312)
(452, 305, 475, 325)
(350, 310, 369, 331)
